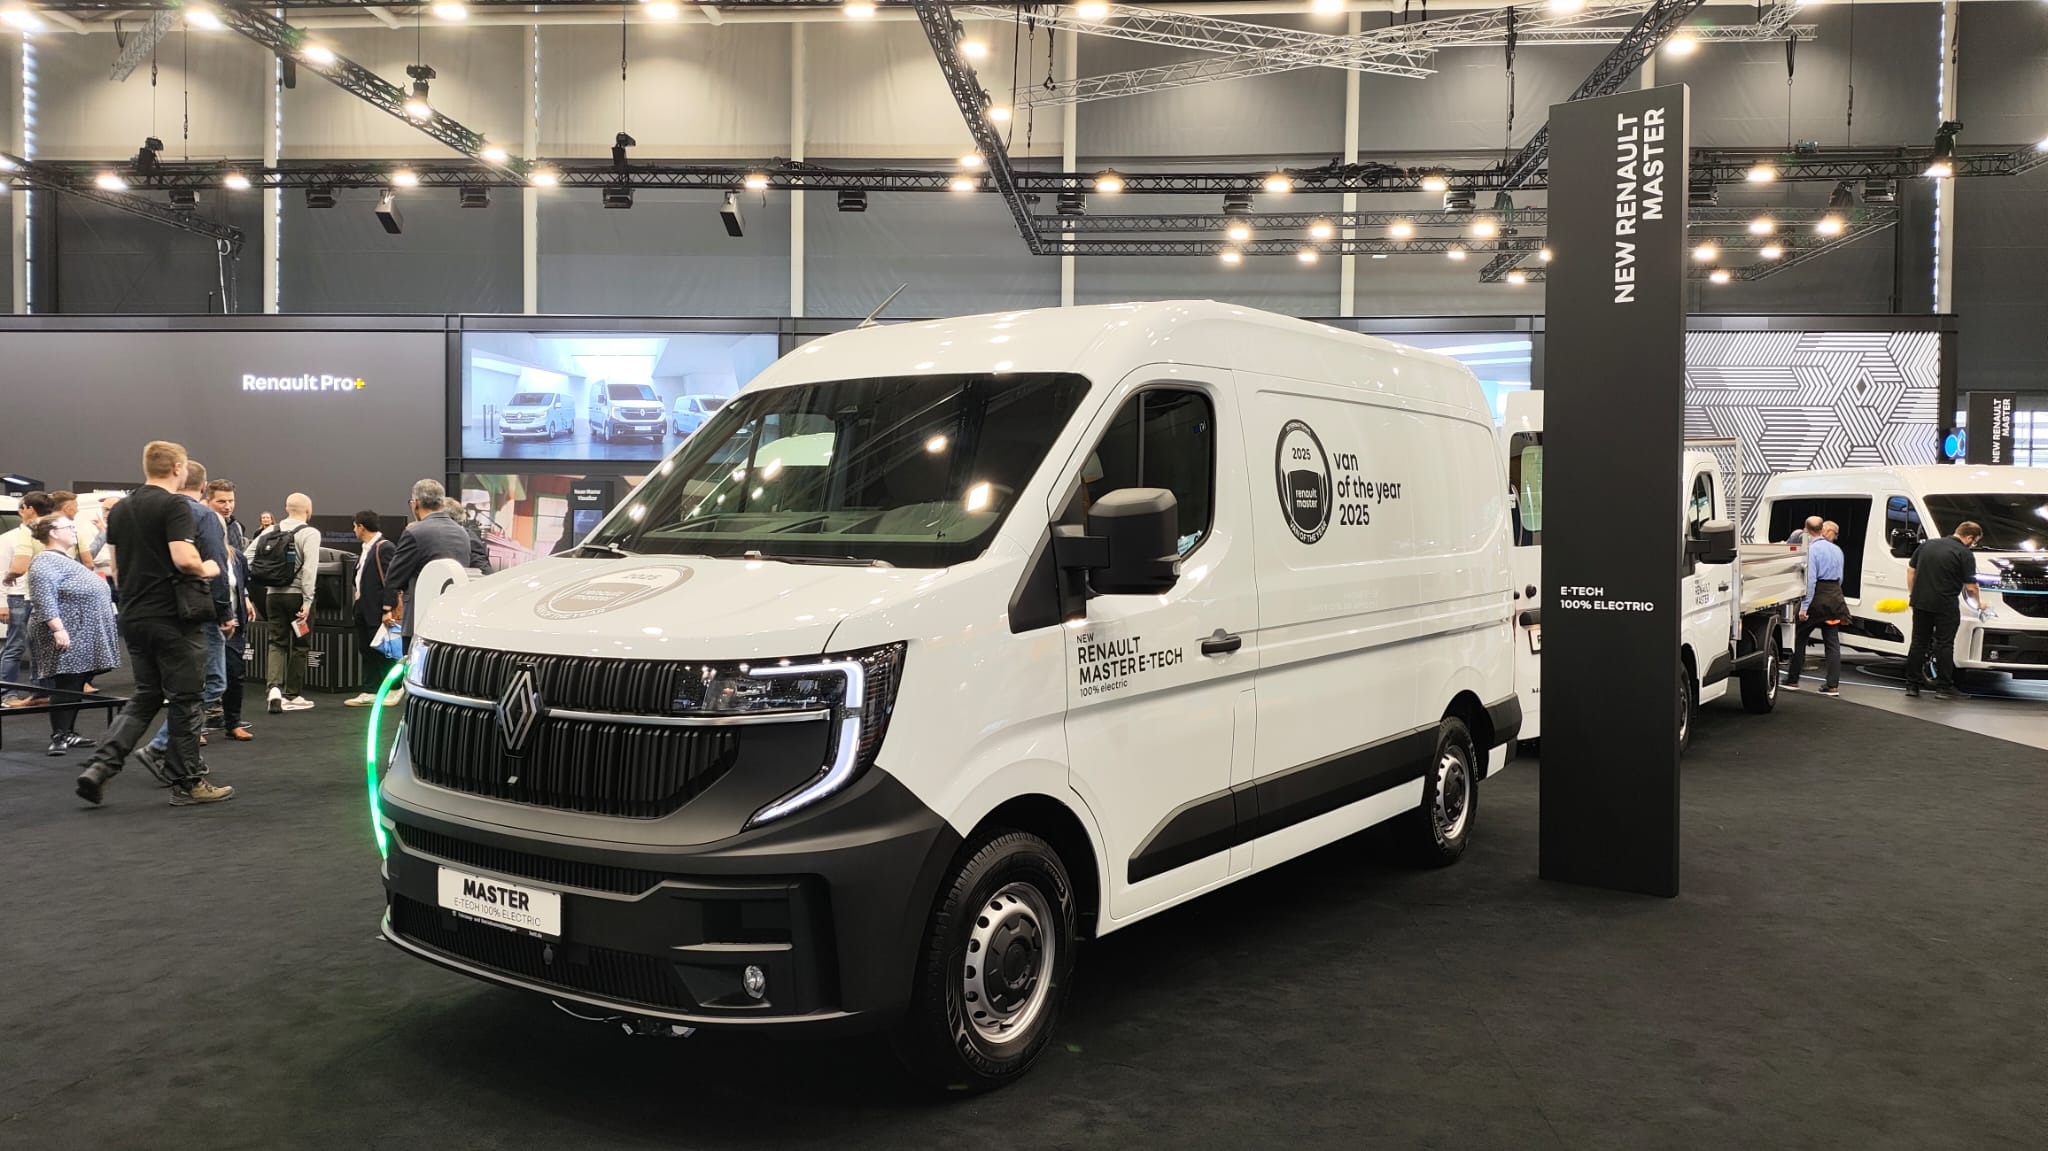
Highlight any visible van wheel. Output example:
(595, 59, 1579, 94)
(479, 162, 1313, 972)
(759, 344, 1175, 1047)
(1678, 661, 1697, 754)
(1400, 717, 1477, 867)
(1739, 622, 1781, 714)
(594, 419, 608, 442)
(895, 831, 1074, 1093)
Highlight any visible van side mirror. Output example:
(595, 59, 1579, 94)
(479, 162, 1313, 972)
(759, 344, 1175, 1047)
(1687, 518, 1738, 567)
(1054, 487, 1181, 597)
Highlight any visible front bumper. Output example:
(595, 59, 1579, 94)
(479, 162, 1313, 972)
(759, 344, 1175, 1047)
(1966, 621, 2048, 670)
(496, 424, 552, 438)
(379, 766, 958, 1033)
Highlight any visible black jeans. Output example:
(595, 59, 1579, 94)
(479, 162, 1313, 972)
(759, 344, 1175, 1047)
(1906, 609, 1961, 690)
(84, 617, 207, 784)
(1791, 619, 1842, 689)
(356, 617, 395, 695)
(222, 628, 247, 729)
(49, 671, 100, 734)
(266, 589, 307, 697)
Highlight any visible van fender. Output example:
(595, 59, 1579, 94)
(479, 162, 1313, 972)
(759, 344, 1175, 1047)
(936, 756, 1110, 924)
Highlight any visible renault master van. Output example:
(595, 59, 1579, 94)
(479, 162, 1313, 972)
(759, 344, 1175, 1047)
(375, 302, 1520, 1090)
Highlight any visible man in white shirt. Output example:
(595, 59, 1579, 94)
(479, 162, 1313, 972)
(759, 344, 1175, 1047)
(345, 510, 398, 707)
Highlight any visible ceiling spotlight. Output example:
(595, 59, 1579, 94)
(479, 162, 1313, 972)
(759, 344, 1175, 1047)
(647, 1, 680, 18)
(1749, 215, 1775, 234)
(1313, 0, 1346, 12)
(375, 191, 404, 234)
(1506, 270, 1528, 285)
(1, 6, 45, 31)
(1538, 246, 1553, 262)
(223, 171, 251, 191)
(1760, 244, 1783, 259)
(1056, 190, 1086, 216)
(1420, 172, 1449, 194)
(959, 151, 984, 169)
(168, 188, 198, 211)
(431, 1, 466, 20)
(1548, 0, 1585, 11)
(1219, 247, 1243, 266)
(1471, 217, 1498, 238)
(960, 38, 989, 60)
(1263, 173, 1293, 194)
(404, 93, 433, 120)
(1226, 222, 1252, 242)
(721, 191, 745, 236)
(1693, 242, 1717, 262)
(844, 0, 876, 17)
(391, 169, 420, 188)
(1370, 253, 1387, 260)
(1815, 214, 1844, 236)
(987, 104, 1012, 124)
(1094, 169, 1123, 194)
(603, 183, 634, 210)
(2038, 135, 2048, 153)
(529, 168, 560, 187)
(1447, 246, 1468, 261)
(950, 176, 977, 193)
(837, 189, 868, 212)
(1664, 32, 1698, 56)
(1746, 162, 1777, 183)
(301, 42, 336, 66)
(1388, 220, 1413, 239)
(186, 5, 224, 30)
(1297, 247, 1319, 264)
(95, 171, 129, 192)
(1708, 268, 1732, 284)
(743, 172, 769, 191)
(1925, 120, 1961, 178)
(479, 144, 510, 165)
(1076, 1, 1111, 18)
(611, 131, 636, 171)
(459, 184, 491, 208)
(305, 185, 335, 209)
(1308, 219, 1334, 240)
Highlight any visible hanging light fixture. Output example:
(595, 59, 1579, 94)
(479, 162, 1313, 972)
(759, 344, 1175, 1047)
(1094, 169, 1124, 194)
(1308, 220, 1334, 240)
(1219, 247, 1244, 266)
(1388, 220, 1414, 239)
(1925, 120, 1962, 178)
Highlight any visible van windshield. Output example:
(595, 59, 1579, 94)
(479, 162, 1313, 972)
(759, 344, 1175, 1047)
(509, 392, 553, 406)
(589, 373, 1090, 567)
(608, 383, 659, 401)
(1924, 493, 2048, 552)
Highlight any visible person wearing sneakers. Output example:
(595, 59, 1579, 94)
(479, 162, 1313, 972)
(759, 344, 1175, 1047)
(134, 461, 234, 784)
(253, 492, 321, 715)
(207, 479, 255, 742)
(74, 440, 235, 807)
(24, 516, 119, 756)
(1785, 519, 1848, 697)
(344, 510, 398, 709)
(1, 489, 56, 708)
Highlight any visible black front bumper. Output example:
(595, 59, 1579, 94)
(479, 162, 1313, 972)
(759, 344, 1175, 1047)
(380, 767, 958, 1034)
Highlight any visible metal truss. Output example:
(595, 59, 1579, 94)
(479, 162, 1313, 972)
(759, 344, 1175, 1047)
(1030, 204, 1893, 235)
(0, 151, 246, 255)
(909, 0, 1043, 251)
(109, 10, 178, 83)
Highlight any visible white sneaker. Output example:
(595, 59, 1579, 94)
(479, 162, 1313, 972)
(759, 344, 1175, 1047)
(343, 693, 378, 707)
(280, 696, 316, 712)
(267, 686, 284, 714)
(382, 687, 407, 708)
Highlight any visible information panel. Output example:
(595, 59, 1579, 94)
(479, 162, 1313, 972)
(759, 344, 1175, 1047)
(1539, 84, 1690, 898)
(1965, 392, 2016, 466)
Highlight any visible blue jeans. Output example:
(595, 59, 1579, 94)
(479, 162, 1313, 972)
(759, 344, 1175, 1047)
(150, 624, 226, 751)
(1, 593, 47, 694)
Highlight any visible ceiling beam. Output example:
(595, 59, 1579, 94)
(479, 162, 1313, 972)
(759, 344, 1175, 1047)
(908, 0, 1043, 252)
(0, 151, 246, 255)
(109, 9, 177, 82)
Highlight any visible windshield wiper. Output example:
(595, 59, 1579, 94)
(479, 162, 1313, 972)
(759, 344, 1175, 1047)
(742, 550, 892, 568)
(577, 540, 638, 558)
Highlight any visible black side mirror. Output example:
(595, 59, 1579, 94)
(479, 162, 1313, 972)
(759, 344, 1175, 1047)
(1687, 518, 1738, 567)
(1054, 487, 1181, 597)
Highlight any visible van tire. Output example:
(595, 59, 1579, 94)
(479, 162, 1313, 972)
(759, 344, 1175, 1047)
(894, 830, 1075, 1093)
(1739, 621, 1781, 714)
(1399, 717, 1478, 867)
(1678, 661, 1697, 754)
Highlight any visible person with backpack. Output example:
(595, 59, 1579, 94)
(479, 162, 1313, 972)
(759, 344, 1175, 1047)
(250, 491, 321, 714)
(343, 510, 399, 708)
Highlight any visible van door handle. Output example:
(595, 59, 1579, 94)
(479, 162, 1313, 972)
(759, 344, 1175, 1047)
(1717, 583, 1730, 592)
(1200, 629, 1243, 656)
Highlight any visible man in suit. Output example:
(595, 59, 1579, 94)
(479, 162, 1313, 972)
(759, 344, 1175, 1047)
(345, 510, 399, 708)
(383, 479, 492, 641)
(206, 480, 255, 741)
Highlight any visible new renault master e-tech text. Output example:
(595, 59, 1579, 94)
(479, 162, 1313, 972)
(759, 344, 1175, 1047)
(376, 302, 1520, 1090)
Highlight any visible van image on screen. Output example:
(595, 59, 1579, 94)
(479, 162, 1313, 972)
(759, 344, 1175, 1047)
(589, 381, 667, 442)
(375, 302, 1520, 1090)
(495, 391, 573, 440)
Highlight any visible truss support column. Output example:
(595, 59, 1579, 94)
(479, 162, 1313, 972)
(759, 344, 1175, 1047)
(264, 49, 280, 313)
(790, 23, 806, 318)
(1934, 0, 1957, 314)
(1061, 28, 1078, 307)
(523, 23, 539, 314)
(1339, 11, 1360, 316)
(10, 39, 26, 313)
(1639, 53, 1654, 88)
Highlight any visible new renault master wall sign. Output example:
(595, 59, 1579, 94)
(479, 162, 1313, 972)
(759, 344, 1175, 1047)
(1275, 419, 1332, 544)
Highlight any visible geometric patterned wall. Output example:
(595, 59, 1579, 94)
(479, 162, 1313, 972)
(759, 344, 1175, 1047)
(1685, 331, 1943, 532)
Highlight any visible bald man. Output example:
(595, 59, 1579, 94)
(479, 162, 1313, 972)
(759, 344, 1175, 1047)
(257, 492, 322, 712)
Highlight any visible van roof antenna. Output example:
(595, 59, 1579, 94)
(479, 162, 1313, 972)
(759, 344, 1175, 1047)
(856, 284, 909, 329)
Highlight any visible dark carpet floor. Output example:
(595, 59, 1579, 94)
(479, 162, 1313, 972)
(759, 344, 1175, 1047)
(1, 679, 2044, 1151)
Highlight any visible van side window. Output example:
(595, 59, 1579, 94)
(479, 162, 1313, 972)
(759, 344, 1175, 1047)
(1688, 470, 1716, 536)
(1886, 496, 1926, 559)
(1073, 388, 1216, 556)
(1508, 434, 1542, 545)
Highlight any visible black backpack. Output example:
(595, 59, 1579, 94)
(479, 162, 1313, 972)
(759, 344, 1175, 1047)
(248, 527, 300, 588)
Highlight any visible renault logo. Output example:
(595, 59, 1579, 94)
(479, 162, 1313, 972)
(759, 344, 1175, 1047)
(496, 667, 543, 756)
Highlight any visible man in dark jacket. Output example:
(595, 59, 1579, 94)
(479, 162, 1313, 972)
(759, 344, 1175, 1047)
(207, 480, 255, 741)
(345, 510, 399, 707)
(383, 479, 492, 640)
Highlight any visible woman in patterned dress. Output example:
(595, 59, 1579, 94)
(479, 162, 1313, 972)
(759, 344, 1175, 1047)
(26, 516, 121, 756)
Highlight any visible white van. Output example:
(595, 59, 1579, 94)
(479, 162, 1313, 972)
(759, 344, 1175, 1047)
(1756, 465, 2048, 679)
(375, 302, 1519, 1090)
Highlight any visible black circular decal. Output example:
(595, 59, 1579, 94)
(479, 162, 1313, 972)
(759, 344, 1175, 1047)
(535, 565, 693, 620)
(1275, 419, 1332, 544)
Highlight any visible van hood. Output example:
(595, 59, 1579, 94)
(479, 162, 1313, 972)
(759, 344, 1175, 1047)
(419, 553, 947, 661)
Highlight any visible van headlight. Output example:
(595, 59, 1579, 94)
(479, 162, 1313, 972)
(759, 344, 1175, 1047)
(406, 640, 431, 687)
(671, 643, 906, 827)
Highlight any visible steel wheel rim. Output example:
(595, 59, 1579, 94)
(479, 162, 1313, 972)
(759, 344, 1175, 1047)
(1433, 744, 1471, 842)
(961, 881, 1056, 1046)
(1678, 676, 1691, 744)
(1766, 646, 1779, 703)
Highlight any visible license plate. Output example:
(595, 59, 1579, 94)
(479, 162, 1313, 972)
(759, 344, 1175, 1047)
(436, 867, 562, 937)
(1528, 624, 1542, 653)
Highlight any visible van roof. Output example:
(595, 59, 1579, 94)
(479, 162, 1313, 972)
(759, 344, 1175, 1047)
(757, 301, 1488, 420)
(1764, 465, 2048, 497)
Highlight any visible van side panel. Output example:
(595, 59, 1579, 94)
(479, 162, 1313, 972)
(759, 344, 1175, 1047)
(1236, 369, 1513, 864)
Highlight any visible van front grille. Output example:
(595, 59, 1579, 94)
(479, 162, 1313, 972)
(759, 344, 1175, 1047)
(394, 823, 668, 896)
(420, 643, 684, 715)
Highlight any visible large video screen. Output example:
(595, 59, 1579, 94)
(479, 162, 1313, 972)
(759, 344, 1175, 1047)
(460, 331, 781, 462)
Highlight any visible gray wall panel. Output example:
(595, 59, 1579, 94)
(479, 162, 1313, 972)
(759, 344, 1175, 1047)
(540, 23, 790, 158)
(31, 27, 267, 160)
(1077, 21, 1345, 159)
(1355, 43, 1610, 154)
(1955, 2, 2048, 391)
(282, 187, 520, 313)
(45, 193, 265, 313)
(806, 184, 1057, 318)
(537, 188, 790, 316)
(283, 26, 525, 161)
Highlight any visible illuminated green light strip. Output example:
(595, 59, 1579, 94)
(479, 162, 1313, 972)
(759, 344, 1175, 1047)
(363, 659, 411, 859)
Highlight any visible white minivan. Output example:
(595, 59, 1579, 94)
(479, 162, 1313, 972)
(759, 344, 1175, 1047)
(375, 302, 1520, 1089)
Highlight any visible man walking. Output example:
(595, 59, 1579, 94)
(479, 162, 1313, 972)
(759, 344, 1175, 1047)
(383, 479, 492, 639)
(344, 510, 399, 707)
(135, 462, 234, 783)
(2, 489, 55, 707)
(252, 492, 322, 714)
(1905, 520, 1985, 700)
(207, 479, 255, 741)
(74, 441, 235, 807)
(1786, 520, 1849, 697)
